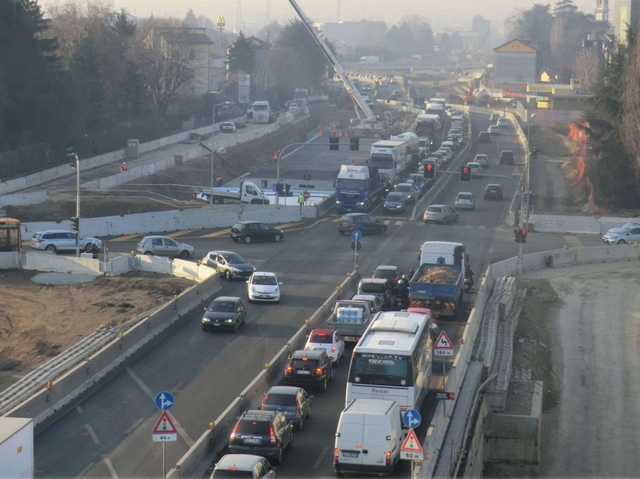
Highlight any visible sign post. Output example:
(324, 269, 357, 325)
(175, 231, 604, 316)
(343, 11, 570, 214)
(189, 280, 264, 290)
(351, 230, 362, 271)
(153, 392, 176, 479)
(433, 330, 454, 417)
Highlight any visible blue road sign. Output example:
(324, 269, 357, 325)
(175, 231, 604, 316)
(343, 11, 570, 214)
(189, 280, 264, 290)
(402, 409, 422, 429)
(351, 230, 362, 241)
(155, 391, 175, 411)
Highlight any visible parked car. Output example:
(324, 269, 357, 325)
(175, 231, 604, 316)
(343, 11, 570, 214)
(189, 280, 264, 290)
(499, 150, 515, 165)
(337, 213, 387, 235)
(247, 272, 282, 303)
(136, 236, 194, 259)
(484, 184, 504, 200)
(220, 121, 237, 133)
(478, 131, 491, 143)
(474, 153, 490, 168)
(423, 204, 458, 224)
(261, 386, 311, 430)
(497, 118, 509, 128)
(455, 192, 476, 210)
(30, 230, 103, 254)
(284, 350, 334, 392)
(488, 125, 501, 136)
(202, 296, 246, 332)
(202, 250, 256, 280)
(305, 329, 345, 365)
(210, 454, 276, 479)
(383, 192, 407, 213)
(228, 410, 294, 465)
(231, 221, 285, 244)
(602, 226, 640, 244)
(466, 161, 482, 177)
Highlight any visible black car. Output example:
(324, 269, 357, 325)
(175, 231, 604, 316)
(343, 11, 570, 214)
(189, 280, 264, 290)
(484, 184, 504, 200)
(478, 131, 491, 143)
(499, 150, 515, 165)
(201, 296, 246, 332)
(261, 386, 312, 430)
(202, 250, 256, 280)
(228, 410, 294, 465)
(337, 213, 387, 235)
(231, 221, 285, 244)
(285, 350, 333, 392)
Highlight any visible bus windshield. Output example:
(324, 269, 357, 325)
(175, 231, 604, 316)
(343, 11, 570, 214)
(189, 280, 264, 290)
(348, 353, 413, 387)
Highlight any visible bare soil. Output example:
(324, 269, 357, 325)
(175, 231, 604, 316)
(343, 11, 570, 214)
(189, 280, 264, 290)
(0, 270, 194, 390)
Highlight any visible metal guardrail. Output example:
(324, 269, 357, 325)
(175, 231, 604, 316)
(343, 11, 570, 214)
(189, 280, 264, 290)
(0, 326, 119, 415)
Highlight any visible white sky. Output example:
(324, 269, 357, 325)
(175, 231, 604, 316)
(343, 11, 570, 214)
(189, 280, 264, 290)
(40, 0, 598, 33)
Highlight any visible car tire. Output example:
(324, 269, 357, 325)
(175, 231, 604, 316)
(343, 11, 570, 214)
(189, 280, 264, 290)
(213, 197, 222, 204)
(442, 217, 448, 225)
(244, 235, 252, 244)
(179, 250, 189, 259)
(144, 251, 153, 255)
(297, 416, 304, 431)
(84, 243, 94, 253)
(618, 240, 627, 245)
(274, 234, 282, 242)
(380, 225, 387, 233)
(321, 377, 328, 392)
(225, 270, 231, 280)
(45, 245, 57, 254)
(273, 448, 283, 466)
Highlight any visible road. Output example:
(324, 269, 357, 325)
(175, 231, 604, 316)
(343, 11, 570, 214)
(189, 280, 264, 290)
(33, 108, 586, 478)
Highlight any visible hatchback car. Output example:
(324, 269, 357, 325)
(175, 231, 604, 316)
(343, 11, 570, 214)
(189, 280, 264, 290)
(466, 162, 482, 177)
(499, 150, 515, 165)
(210, 454, 276, 479)
(203, 251, 256, 280)
(30, 230, 103, 254)
(305, 329, 345, 365)
(423, 204, 458, 224)
(488, 125, 501, 136)
(247, 272, 282, 303)
(337, 213, 387, 235)
(261, 386, 311, 430)
(285, 350, 333, 391)
(455, 192, 476, 210)
(136, 236, 194, 259)
(474, 154, 490, 168)
(497, 118, 509, 128)
(351, 294, 384, 313)
(484, 184, 504, 200)
(383, 192, 407, 213)
(602, 226, 640, 244)
(231, 222, 284, 244)
(202, 296, 246, 332)
(220, 121, 237, 133)
(606, 221, 640, 234)
(478, 131, 491, 143)
(228, 410, 294, 465)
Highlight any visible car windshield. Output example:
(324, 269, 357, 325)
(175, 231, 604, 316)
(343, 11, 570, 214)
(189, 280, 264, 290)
(252, 275, 277, 285)
(221, 253, 246, 264)
(386, 193, 403, 201)
(427, 206, 443, 212)
(395, 185, 411, 193)
(253, 104, 268, 111)
(235, 420, 269, 434)
(336, 178, 365, 189)
(310, 332, 334, 343)
(208, 302, 236, 312)
(340, 215, 357, 222)
(265, 394, 297, 405)
(375, 269, 396, 281)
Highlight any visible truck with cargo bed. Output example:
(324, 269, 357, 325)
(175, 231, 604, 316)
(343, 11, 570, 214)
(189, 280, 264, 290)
(326, 299, 374, 342)
(197, 180, 270, 205)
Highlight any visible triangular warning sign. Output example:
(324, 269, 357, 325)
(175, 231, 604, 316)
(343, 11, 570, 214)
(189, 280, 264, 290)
(434, 330, 454, 350)
(152, 411, 177, 435)
(401, 429, 423, 453)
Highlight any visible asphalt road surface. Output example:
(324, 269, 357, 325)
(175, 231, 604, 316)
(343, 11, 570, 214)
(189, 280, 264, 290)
(33, 109, 578, 478)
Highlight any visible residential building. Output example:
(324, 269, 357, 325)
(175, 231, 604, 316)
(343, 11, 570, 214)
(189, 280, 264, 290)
(247, 36, 270, 101)
(493, 40, 537, 88)
(209, 53, 226, 92)
(613, 0, 640, 42)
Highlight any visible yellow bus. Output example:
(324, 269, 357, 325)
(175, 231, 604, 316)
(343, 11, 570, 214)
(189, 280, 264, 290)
(0, 218, 22, 251)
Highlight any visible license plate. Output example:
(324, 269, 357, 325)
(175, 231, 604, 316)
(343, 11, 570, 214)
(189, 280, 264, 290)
(296, 370, 311, 375)
(213, 323, 220, 327)
(244, 438, 261, 445)
(342, 451, 359, 458)
(313, 347, 325, 351)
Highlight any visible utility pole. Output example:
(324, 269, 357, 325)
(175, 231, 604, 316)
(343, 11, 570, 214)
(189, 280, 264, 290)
(519, 112, 536, 277)
(67, 148, 81, 257)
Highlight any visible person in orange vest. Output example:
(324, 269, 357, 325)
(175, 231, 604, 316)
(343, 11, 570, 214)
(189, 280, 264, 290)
(120, 162, 127, 172)
(272, 150, 280, 162)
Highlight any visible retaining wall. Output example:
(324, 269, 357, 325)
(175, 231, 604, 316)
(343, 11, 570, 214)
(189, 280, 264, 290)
(0, 252, 20, 269)
(0, 191, 49, 207)
(532, 214, 640, 235)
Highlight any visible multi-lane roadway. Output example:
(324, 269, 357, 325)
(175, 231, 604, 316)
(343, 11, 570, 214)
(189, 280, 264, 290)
(34, 109, 580, 478)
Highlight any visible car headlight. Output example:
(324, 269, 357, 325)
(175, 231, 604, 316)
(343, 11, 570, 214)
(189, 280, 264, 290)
(225, 319, 233, 323)
(336, 200, 342, 204)
(273, 287, 279, 293)
(357, 202, 365, 206)
(202, 317, 210, 322)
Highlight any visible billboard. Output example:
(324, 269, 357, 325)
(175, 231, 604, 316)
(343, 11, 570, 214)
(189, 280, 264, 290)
(238, 74, 251, 104)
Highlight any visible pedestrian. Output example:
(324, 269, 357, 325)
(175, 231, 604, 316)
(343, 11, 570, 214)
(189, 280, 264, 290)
(120, 162, 127, 172)
(298, 192, 305, 212)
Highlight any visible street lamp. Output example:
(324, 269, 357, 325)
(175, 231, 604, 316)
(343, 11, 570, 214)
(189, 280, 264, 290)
(519, 112, 536, 276)
(207, 101, 231, 206)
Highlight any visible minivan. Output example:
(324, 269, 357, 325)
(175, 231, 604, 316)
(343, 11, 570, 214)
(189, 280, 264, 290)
(334, 399, 403, 476)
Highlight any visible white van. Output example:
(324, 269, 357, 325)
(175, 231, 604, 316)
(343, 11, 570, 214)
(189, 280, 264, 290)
(334, 399, 403, 476)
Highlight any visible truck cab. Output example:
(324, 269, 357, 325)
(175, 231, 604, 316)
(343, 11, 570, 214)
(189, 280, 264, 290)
(335, 164, 382, 213)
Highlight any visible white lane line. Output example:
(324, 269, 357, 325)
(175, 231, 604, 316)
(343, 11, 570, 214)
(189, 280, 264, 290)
(314, 445, 329, 468)
(85, 424, 100, 445)
(124, 417, 145, 435)
(103, 457, 119, 479)
(76, 405, 84, 414)
(74, 461, 96, 478)
(125, 367, 195, 447)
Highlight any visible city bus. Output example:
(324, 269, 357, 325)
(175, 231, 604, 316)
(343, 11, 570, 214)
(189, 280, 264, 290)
(345, 311, 433, 411)
(0, 218, 22, 251)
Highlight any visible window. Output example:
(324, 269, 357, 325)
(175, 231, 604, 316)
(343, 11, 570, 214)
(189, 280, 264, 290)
(164, 239, 177, 247)
(310, 332, 333, 343)
(265, 394, 297, 405)
(66, 233, 76, 239)
(246, 186, 257, 195)
(248, 223, 259, 231)
(235, 420, 269, 434)
(152, 238, 163, 246)
(259, 224, 270, 231)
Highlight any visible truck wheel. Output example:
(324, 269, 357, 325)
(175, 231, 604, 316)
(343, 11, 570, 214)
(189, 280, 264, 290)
(213, 197, 222, 204)
(244, 236, 252, 244)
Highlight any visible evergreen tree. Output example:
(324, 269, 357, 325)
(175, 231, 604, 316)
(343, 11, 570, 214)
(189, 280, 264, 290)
(71, 31, 107, 131)
(227, 32, 255, 74)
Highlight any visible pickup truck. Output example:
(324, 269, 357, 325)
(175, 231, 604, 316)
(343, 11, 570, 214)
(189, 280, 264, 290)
(197, 181, 270, 205)
(326, 300, 374, 343)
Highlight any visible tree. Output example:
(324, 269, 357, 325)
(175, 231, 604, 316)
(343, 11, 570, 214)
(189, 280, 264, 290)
(227, 32, 255, 74)
(573, 48, 599, 93)
(71, 30, 107, 131)
(255, 20, 282, 44)
(622, 31, 640, 173)
(184, 9, 197, 28)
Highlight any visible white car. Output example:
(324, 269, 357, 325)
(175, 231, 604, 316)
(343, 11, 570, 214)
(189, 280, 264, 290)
(474, 154, 490, 168)
(246, 272, 282, 302)
(220, 121, 236, 133)
(305, 329, 345, 365)
(466, 162, 482, 177)
(606, 221, 640, 234)
(497, 118, 509, 128)
(455, 192, 476, 210)
(602, 226, 640, 245)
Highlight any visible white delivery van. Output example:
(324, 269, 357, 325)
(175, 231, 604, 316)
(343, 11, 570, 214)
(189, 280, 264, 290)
(334, 399, 403, 476)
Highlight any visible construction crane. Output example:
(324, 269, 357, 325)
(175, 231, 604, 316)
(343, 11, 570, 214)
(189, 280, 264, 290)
(287, 0, 379, 133)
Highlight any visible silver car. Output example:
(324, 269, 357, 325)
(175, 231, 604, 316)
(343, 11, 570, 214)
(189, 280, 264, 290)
(423, 204, 459, 224)
(136, 235, 195, 258)
(602, 227, 640, 244)
(474, 153, 490, 168)
(606, 221, 640, 234)
(203, 250, 256, 280)
(455, 192, 476, 210)
(30, 230, 103, 254)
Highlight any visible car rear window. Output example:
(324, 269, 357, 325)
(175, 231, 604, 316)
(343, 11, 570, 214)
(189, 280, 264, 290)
(235, 419, 270, 434)
(427, 206, 443, 212)
(33, 233, 42, 239)
(340, 215, 355, 222)
(211, 470, 254, 478)
(292, 358, 319, 368)
(487, 186, 500, 192)
(265, 394, 297, 406)
(458, 194, 472, 200)
(310, 331, 334, 343)
(360, 283, 386, 293)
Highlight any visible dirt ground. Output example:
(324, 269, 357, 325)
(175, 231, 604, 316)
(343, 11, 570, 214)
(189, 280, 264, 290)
(0, 270, 195, 390)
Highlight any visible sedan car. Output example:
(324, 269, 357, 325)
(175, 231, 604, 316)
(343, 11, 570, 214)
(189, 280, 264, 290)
(497, 118, 509, 128)
(474, 154, 489, 168)
(136, 236, 194, 259)
(484, 184, 504, 200)
(455, 192, 476, 210)
(337, 213, 387, 235)
(466, 162, 482, 177)
(261, 386, 312, 431)
(285, 350, 333, 392)
(203, 250, 256, 280)
(423, 204, 459, 224)
(247, 272, 282, 303)
(488, 125, 501, 136)
(383, 192, 407, 213)
(202, 296, 246, 332)
(499, 150, 515, 165)
(220, 121, 237, 133)
(478, 131, 491, 143)
(305, 329, 345, 366)
(30, 230, 103, 254)
(602, 226, 640, 244)
(210, 454, 276, 479)
(231, 221, 285, 244)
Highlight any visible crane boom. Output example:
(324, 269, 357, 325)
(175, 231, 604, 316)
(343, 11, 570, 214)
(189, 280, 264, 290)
(287, 0, 377, 124)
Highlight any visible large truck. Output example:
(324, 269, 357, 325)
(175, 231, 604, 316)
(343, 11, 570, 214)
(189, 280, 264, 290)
(252, 101, 272, 123)
(368, 140, 408, 185)
(425, 102, 445, 121)
(409, 241, 466, 318)
(429, 97, 447, 111)
(390, 132, 420, 169)
(415, 114, 441, 137)
(0, 417, 34, 479)
(293, 88, 309, 107)
(197, 180, 270, 205)
(326, 299, 374, 343)
(359, 56, 380, 64)
(335, 165, 385, 213)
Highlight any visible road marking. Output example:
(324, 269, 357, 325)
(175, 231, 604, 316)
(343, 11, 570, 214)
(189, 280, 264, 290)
(314, 445, 329, 468)
(284, 218, 329, 232)
(125, 367, 195, 447)
(76, 405, 83, 414)
(167, 229, 199, 238)
(274, 221, 302, 229)
(85, 424, 100, 445)
(110, 233, 141, 242)
(332, 218, 340, 223)
(74, 461, 96, 478)
(395, 220, 404, 225)
(564, 235, 584, 248)
(124, 417, 145, 435)
(383, 220, 391, 225)
(199, 228, 231, 238)
(103, 457, 119, 479)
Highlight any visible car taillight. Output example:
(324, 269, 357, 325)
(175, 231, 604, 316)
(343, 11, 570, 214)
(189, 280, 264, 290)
(334, 448, 340, 462)
(386, 451, 392, 466)
(285, 365, 292, 376)
(261, 396, 268, 409)
(34, 238, 43, 243)
(315, 367, 323, 377)
(270, 424, 277, 445)
(230, 422, 239, 442)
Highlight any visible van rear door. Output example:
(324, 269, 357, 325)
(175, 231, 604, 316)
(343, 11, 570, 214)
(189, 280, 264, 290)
(336, 415, 364, 468)
(362, 423, 390, 467)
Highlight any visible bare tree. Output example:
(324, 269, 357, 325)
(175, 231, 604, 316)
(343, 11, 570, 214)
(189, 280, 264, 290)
(621, 42, 640, 171)
(573, 48, 599, 93)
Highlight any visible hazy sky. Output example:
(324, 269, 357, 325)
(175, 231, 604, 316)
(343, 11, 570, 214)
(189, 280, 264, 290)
(40, 0, 598, 32)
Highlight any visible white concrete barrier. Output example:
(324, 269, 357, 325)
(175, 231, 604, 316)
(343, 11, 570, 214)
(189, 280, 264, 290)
(22, 253, 102, 275)
(0, 191, 49, 207)
(575, 244, 640, 264)
(532, 214, 600, 234)
(0, 252, 20, 268)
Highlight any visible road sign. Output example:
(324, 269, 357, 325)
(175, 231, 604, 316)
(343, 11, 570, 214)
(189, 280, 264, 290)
(351, 240, 362, 251)
(303, 190, 311, 201)
(152, 411, 178, 442)
(155, 391, 174, 410)
(303, 173, 311, 181)
(351, 230, 362, 241)
(435, 391, 456, 400)
(402, 409, 422, 429)
(400, 428, 424, 460)
(434, 330, 454, 356)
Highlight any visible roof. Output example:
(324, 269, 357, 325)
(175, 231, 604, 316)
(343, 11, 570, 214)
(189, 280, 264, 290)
(252, 271, 276, 277)
(494, 39, 537, 53)
(376, 265, 399, 270)
(360, 278, 388, 284)
(0, 417, 32, 443)
(310, 329, 335, 335)
(241, 410, 276, 420)
(267, 385, 303, 395)
(212, 296, 242, 302)
(160, 29, 213, 45)
(216, 454, 264, 470)
(356, 312, 430, 354)
(291, 349, 325, 359)
(247, 36, 270, 48)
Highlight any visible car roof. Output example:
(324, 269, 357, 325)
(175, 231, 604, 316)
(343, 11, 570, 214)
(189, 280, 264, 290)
(500, 150, 513, 153)
(36, 230, 74, 234)
(457, 192, 473, 195)
(241, 410, 277, 421)
(207, 250, 239, 255)
(252, 271, 276, 277)
(353, 294, 379, 301)
(290, 349, 325, 359)
(343, 212, 368, 217)
(376, 265, 399, 270)
(428, 204, 447, 207)
(141, 235, 170, 240)
(238, 221, 262, 225)
(213, 296, 241, 302)
(216, 454, 265, 470)
(360, 278, 388, 284)
(396, 182, 413, 186)
(475, 153, 487, 156)
(486, 183, 502, 188)
(267, 385, 303, 395)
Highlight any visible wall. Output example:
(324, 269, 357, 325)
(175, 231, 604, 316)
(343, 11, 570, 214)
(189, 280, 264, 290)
(0, 191, 48, 207)
(532, 214, 639, 235)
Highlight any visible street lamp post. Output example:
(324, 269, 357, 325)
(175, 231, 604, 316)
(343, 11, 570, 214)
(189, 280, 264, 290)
(519, 112, 536, 277)
(208, 101, 230, 206)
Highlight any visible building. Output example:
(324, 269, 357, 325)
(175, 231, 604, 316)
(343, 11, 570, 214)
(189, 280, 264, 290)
(209, 53, 226, 92)
(318, 20, 387, 48)
(595, 0, 610, 21)
(613, 0, 640, 42)
(247, 36, 270, 101)
(493, 40, 537, 87)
